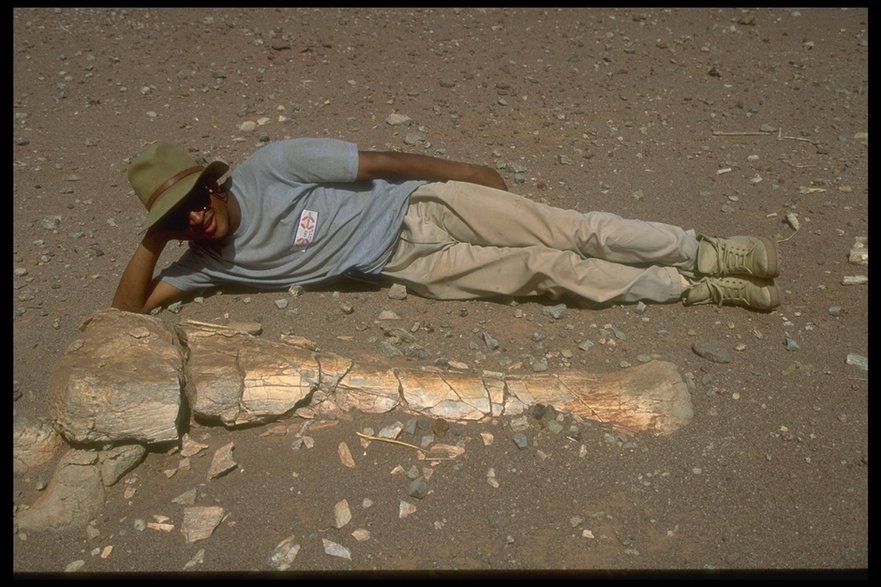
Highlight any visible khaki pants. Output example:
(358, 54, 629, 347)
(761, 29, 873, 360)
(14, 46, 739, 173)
(381, 181, 697, 304)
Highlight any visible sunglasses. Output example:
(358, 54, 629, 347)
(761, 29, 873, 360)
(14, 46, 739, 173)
(162, 183, 226, 232)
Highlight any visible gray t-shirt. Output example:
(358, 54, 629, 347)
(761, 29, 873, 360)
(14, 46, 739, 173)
(159, 138, 424, 292)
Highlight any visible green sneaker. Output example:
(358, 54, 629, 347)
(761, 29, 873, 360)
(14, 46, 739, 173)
(684, 275, 780, 311)
(696, 235, 779, 279)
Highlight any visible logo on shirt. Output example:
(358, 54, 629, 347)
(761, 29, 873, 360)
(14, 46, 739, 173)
(292, 209, 318, 251)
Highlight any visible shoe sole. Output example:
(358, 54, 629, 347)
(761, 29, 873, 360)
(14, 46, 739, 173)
(756, 236, 779, 279)
(740, 284, 780, 312)
(765, 283, 781, 309)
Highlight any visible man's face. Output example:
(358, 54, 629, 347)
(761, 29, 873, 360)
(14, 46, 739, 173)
(161, 182, 232, 240)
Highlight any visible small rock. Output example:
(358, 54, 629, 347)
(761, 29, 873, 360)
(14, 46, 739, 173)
(849, 243, 869, 266)
(334, 499, 352, 528)
(322, 538, 351, 560)
(41, 215, 62, 230)
(268, 535, 300, 570)
(403, 132, 424, 146)
(542, 304, 568, 320)
(351, 528, 371, 542)
(172, 488, 197, 506)
(378, 421, 405, 439)
(207, 442, 237, 480)
(403, 343, 429, 359)
(385, 113, 411, 126)
(181, 435, 209, 458)
(428, 443, 465, 459)
(482, 331, 499, 350)
(512, 432, 528, 449)
(509, 416, 530, 432)
(183, 548, 205, 571)
(846, 354, 868, 371)
(64, 560, 86, 573)
(378, 341, 402, 358)
(408, 477, 429, 499)
(274, 299, 289, 310)
(546, 420, 564, 435)
(431, 418, 449, 437)
(692, 340, 732, 363)
(841, 275, 867, 285)
(338, 442, 355, 468)
(486, 468, 499, 488)
(399, 501, 417, 518)
(784, 337, 800, 352)
(828, 306, 844, 317)
(181, 506, 225, 543)
(388, 283, 408, 300)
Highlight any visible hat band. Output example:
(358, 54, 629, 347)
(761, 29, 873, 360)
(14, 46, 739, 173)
(145, 165, 203, 211)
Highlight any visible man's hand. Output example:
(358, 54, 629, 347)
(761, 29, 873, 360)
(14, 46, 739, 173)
(111, 226, 185, 314)
(357, 151, 508, 191)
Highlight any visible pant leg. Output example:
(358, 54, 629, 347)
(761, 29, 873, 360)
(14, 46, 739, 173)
(409, 181, 699, 268)
(382, 196, 684, 303)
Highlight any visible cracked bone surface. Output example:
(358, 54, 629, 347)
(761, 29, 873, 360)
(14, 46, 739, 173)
(47, 310, 693, 446)
(25, 310, 694, 532)
(49, 309, 183, 445)
(175, 317, 692, 436)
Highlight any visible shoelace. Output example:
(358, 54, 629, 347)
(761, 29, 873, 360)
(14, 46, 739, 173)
(703, 278, 745, 307)
(709, 239, 753, 275)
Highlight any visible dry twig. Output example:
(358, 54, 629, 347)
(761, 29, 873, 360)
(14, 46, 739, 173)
(711, 131, 774, 137)
(355, 431, 422, 451)
(711, 128, 823, 150)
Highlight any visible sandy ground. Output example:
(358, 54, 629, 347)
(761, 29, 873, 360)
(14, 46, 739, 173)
(12, 7, 867, 576)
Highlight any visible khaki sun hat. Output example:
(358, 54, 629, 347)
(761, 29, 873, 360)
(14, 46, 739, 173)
(128, 143, 229, 229)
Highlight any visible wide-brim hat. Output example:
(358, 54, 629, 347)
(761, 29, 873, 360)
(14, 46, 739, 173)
(128, 143, 229, 229)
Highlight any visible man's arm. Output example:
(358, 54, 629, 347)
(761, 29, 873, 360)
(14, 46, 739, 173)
(111, 228, 187, 314)
(357, 151, 508, 191)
